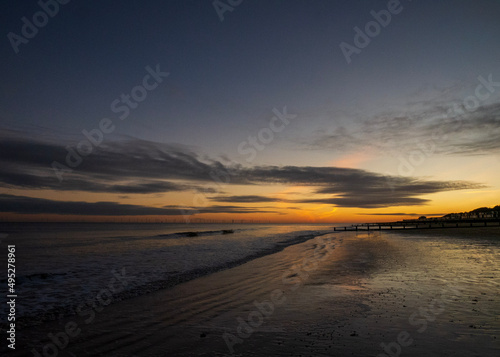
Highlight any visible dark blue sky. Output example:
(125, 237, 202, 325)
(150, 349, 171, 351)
(2, 1, 498, 150)
(1, 0, 499, 221)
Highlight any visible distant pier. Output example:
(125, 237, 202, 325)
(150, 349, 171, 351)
(333, 219, 500, 231)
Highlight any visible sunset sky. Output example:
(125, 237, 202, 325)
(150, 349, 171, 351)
(1, 0, 499, 223)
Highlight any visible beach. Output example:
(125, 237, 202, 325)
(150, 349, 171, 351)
(5, 225, 499, 356)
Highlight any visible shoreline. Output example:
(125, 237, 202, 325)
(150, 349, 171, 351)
(2, 230, 337, 331)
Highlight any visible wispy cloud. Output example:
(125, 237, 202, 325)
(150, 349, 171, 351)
(209, 195, 282, 203)
(299, 98, 500, 157)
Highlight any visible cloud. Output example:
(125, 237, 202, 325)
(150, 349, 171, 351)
(0, 194, 185, 216)
(209, 195, 282, 203)
(0, 194, 278, 216)
(211, 167, 483, 208)
(0, 131, 485, 211)
(0, 133, 221, 194)
(300, 99, 500, 157)
(189, 205, 279, 214)
(292, 196, 427, 209)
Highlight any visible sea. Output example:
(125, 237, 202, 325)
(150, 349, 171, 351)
(0, 222, 336, 326)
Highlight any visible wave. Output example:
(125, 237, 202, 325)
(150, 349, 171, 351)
(28, 228, 245, 250)
(0, 272, 68, 286)
(155, 228, 238, 238)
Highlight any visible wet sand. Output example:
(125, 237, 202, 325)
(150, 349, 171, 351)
(9, 229, 500, 356)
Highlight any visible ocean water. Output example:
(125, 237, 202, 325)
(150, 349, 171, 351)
(0, 222, 334, 325)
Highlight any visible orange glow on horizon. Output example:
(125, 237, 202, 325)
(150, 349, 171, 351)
(1, 180, 498, 224)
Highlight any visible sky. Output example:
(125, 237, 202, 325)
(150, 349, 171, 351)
(1, 0, 499, 223)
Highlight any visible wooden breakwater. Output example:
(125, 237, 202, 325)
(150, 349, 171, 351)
(333, 219, 500, 231)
